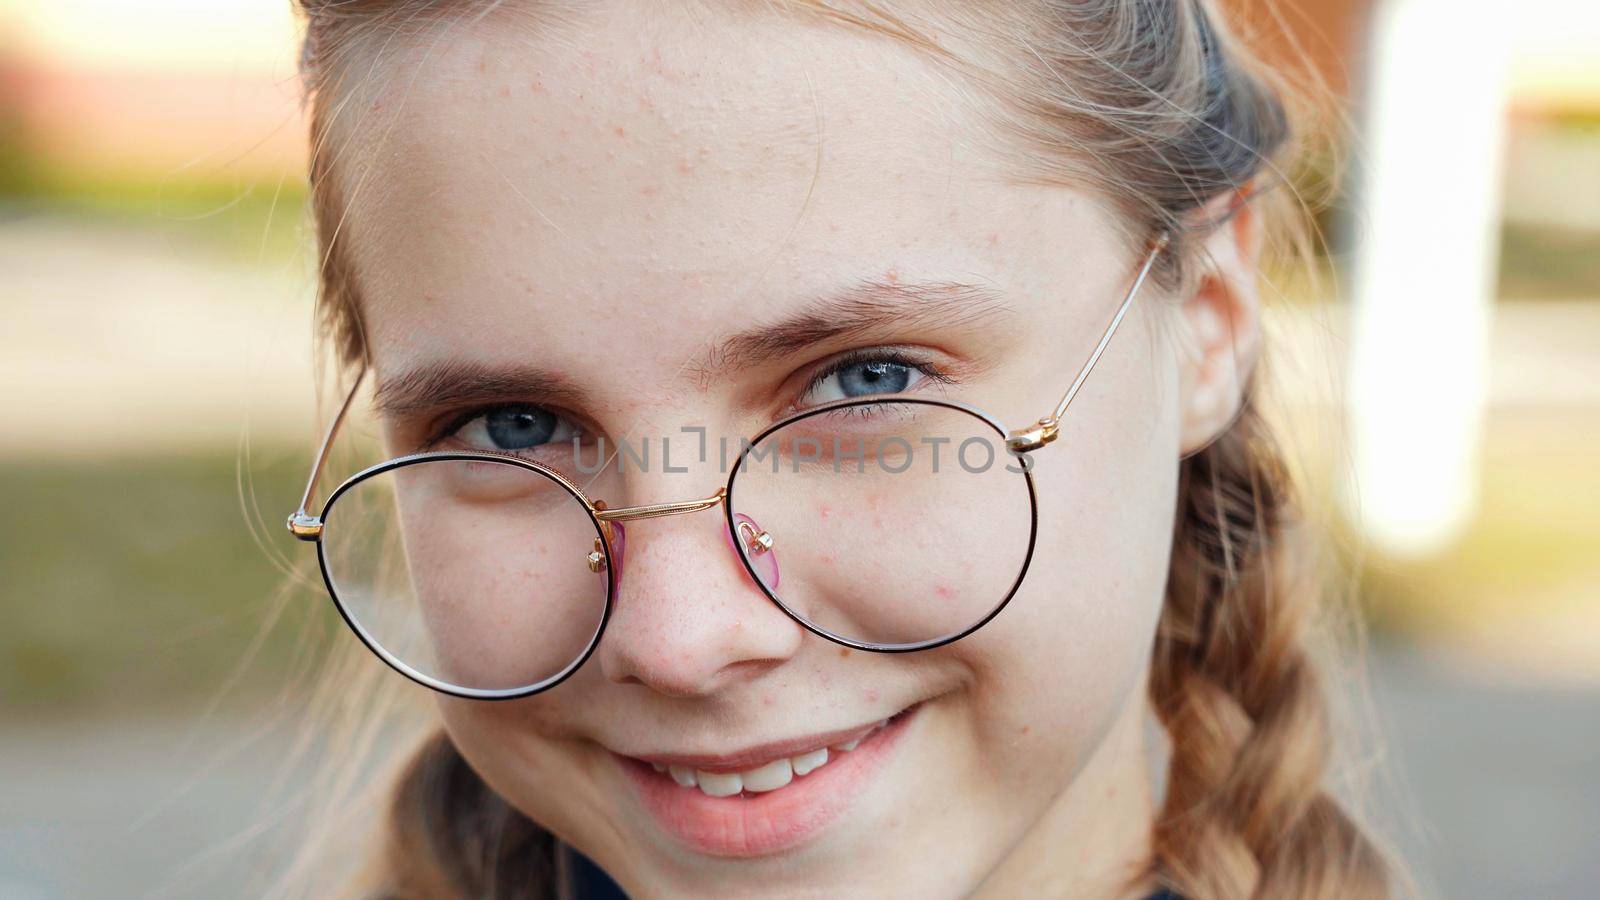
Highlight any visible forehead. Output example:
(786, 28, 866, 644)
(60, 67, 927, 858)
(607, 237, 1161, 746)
(334, 5, 1116, 378)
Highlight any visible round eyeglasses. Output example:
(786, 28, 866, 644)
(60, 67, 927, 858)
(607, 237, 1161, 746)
(287, 237, 1167, 699)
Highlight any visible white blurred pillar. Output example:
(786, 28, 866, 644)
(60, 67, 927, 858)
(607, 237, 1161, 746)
(1346, 0, 1512, 557)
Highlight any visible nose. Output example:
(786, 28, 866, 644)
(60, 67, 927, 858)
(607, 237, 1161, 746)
(594, 503, 803, 698)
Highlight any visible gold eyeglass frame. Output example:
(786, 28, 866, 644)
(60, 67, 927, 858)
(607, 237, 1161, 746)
(285, 235, 1169, 699)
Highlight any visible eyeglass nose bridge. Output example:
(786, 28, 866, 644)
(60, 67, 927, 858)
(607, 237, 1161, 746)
(594, 488, 728, 524)
(582, 487, 775, 574)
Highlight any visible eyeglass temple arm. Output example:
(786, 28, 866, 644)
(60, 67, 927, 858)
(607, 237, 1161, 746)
(1006, 234, 1169, 454)
(287, 365, 369, 540)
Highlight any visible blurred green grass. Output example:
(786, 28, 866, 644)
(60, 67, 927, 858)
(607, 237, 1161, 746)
(0, 153, 310, 264)
(1498, 223, 1600, 300)
(0, 448, 338, 717)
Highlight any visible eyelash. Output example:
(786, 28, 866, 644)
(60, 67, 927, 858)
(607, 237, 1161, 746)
(416, 347, 954, 452)
(419, 405, 577, 454)
(794, 348, 953, 407)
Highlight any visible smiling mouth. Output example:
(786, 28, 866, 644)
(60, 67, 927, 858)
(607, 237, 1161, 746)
(636, 703, 917, 798)
(612, 700, 924, 857)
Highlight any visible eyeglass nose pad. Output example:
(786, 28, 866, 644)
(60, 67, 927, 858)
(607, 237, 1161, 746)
(726, 513, 779, 590)
(587, 521, 626, 577)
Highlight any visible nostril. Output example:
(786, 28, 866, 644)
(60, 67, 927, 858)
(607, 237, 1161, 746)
(727, 513, 779, 589)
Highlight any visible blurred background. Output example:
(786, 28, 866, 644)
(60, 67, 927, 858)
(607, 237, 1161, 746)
(1, 0, 1596, 897)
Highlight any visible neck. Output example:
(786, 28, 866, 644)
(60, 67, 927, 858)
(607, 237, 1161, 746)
(969, 685, 1160, 900)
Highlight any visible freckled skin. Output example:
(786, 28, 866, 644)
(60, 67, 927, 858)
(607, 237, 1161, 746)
(341, 5, 1184, 898)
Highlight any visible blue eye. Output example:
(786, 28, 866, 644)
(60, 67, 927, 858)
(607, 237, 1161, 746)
(800, 352, 936, 406)
(453, 405, 579, 453)
(838, 360, 912, 395)
(485, 407, 556, 449)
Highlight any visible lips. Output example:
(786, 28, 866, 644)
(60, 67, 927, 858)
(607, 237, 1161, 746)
(612, 701, 922, 857)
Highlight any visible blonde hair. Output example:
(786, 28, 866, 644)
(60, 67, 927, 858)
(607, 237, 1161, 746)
(282, 1, 1394, 896)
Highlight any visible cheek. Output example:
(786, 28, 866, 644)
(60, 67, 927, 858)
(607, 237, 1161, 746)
(956, 325, 1181, 784)
(379, 464, 609, 693)
(728, 423, 1036, 649)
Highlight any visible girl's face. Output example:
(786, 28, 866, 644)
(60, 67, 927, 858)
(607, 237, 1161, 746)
(338, 7, 1189, 896)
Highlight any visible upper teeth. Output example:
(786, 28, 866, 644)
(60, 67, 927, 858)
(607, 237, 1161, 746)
(648, 720, 886, 797)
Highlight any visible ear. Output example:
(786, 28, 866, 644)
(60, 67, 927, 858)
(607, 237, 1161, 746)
(1174, 188, 1264, 458)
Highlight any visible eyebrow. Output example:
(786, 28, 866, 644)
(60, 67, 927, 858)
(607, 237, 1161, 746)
(375, 277, 1014, 414)
(693, 278, 1014, 382)
(374, 360, 590, 417)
